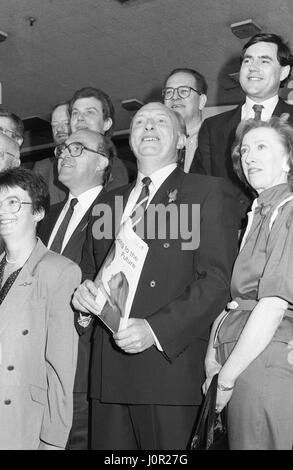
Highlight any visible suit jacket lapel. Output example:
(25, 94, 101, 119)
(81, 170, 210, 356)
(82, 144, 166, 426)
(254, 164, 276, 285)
(0, 240, 48, 328)
(38, 201, 66, 245)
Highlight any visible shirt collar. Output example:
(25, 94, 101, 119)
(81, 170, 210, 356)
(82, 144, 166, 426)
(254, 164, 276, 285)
(137, 163, 177, 192)
(68, 185, 103, 209)
(242, 95, 279, 121)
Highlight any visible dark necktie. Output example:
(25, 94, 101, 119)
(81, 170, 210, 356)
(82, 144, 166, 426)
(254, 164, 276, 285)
(130, 176, 152, 229)
(252, 104, 264, 121)
(50, 198, 78, 253)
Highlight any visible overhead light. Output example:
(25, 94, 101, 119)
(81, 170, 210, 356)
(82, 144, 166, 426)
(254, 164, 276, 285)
(121, 99, 144, 112)
(0, 31, 8, 42)
(230, 19, 261, 39)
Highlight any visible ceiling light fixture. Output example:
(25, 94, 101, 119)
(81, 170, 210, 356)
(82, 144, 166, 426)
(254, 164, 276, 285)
(0, 31, 8, 42)
(121, 99, 144, 112)
(230, 19, 261, 39)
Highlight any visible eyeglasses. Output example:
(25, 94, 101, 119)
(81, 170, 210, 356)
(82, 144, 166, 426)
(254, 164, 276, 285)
(162, 86, 201, 100)
(0, 150, 19, 161)
(0, 196, 32, 213)
(0, 126, 22, 143)
(54, 141, 109, 159)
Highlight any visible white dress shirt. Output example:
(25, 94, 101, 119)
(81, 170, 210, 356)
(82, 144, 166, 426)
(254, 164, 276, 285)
(121, 163, 177, 351)
(122, 163, 177, 224)
(48, 185, 103, 253)
(241, 95, 279, 121)
(184, 121, 202, 173)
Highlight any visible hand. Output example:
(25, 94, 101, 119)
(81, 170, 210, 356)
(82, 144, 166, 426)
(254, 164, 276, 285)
(215, 388, 233, 413)
(38, 442, 63, 450)
(113, 318, 154, 354)
(202, 359, 221, 395)
(72, 280, 101, 315)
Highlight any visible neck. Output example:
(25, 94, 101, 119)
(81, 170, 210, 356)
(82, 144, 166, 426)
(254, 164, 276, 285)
(5, 236, 37, 267)
(186, 115, 202, 136)
(69, 181, 103, 197)
(137, 159, 176, 176)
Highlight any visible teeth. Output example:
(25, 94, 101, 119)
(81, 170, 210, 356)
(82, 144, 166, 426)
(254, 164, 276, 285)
(0, 220, 14, 224)
(143, 137, 158, 142)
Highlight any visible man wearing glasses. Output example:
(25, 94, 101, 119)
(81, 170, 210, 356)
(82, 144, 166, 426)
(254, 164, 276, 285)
(0, 108, 24, 148)
(0, 132, 21, 171)
(38, 128, 111, 450)
(163, 68, 207, 172)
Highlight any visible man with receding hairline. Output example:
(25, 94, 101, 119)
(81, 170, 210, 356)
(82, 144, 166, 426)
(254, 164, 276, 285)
(73, 102, 237, 450)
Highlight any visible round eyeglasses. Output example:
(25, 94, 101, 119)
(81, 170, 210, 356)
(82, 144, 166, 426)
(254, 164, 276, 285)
(0, 196, 32, 213)
(0, 126, 22, 143)
(0, 150, 19, 161)
(162, 86, 201, 100)
(54, 141, 109, 159)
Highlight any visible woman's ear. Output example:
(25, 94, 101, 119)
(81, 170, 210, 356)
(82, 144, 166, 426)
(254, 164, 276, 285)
(33, 209, 45, 223)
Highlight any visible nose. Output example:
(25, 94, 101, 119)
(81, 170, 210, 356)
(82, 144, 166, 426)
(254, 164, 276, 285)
(77, 112, 85, 121)
(248, 59, 260, 72)
(171, 88, 180, 100)
(145, 119, 154, 130)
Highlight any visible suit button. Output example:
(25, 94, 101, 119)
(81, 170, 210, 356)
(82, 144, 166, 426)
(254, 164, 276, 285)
(22, 330, 29, 335)
(163, 242, 170, 249)
(4, 399, 11, 405)
(239, 199, 245, 205)
(7, 366, 14, 371)
(150, 280, 156, 287)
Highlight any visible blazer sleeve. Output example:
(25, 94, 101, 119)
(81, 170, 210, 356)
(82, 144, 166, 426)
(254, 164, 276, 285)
(40, 261, 81, 448)
(190, 119, 211, 174)
(147, 179, 237, 362)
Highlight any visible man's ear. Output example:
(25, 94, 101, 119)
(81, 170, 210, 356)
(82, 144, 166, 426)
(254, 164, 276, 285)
(33, 209, 45, 223)
(103, 117, 113, 133)
(96, 155, 109, 172)
(12, 158, 21, 169)
(176, 133, 187, 150)
(280, 65, 290, 83)
(199, 94, 207, 111)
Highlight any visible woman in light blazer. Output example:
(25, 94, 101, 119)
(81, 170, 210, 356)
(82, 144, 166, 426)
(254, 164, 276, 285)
(0, 168, 81, 450)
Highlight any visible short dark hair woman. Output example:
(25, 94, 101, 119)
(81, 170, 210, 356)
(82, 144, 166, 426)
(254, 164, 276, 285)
(0, 168, 81, 450)
(203, 116, 293, 450)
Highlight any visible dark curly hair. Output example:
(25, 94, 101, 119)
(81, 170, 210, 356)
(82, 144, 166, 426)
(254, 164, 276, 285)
(232, 115, 293, 192)
(0, 167, 50, 215)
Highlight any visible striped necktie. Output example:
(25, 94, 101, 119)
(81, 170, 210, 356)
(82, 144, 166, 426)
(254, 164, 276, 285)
(130, 177, 152, 229)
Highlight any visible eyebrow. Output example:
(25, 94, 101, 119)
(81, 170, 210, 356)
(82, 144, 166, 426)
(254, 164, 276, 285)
(243, 54, 273, 61)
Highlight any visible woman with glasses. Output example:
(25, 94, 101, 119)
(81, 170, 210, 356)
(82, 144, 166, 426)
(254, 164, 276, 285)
(203, 116, 293, 449)
(0, 167, 81, 450)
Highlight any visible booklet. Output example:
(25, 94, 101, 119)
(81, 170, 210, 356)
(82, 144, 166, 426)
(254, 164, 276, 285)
(93, 218, 149, 333)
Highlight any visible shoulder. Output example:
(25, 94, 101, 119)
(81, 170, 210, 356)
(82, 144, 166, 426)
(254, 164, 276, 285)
(202, 105, 240, 127)
(181, 172, 225, 192)
(36, 247, 81, 278)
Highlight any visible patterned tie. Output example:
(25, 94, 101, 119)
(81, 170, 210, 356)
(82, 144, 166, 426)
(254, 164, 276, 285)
(50, 198, 78, 253)
(252, 104, 264, 121)
(130, 176, 152, 229)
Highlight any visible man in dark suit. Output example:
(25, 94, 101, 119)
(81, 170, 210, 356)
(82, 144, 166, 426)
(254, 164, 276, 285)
(191, 33, 293, 228)
(72, 102, 237, 450)
(38, 128, 112, 449)
(33, 102, 69, 205)
(163, 68, 207, 172)
(69, 86, 129, 191)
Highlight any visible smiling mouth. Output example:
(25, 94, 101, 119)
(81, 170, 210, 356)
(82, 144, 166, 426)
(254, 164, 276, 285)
(248, 168, 262, 174)
(247, 76, 263, 81)
(142, 137, 159, 142)
(0, 219, 15, 224)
